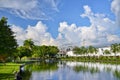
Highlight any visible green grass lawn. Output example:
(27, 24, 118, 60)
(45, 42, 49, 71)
(0, 63, 21, 80)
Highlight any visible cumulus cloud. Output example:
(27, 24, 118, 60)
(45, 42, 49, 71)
(57, 4, 120, 47)
(111, 0, 120, 27)
(57, 22, 81, 46)
(11, 0, 120, 47)
(0, 0, 59, 20)
(11, 25, 26, 45)
(11, 21, 58, 46)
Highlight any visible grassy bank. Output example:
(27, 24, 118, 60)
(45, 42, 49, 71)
(0, 63, 21, 80)
(61, 56, 120, 64)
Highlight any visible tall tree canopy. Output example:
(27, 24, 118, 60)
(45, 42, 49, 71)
(32, 45, 59, 58)
(17, 46, 32, 60)
(73, 46, 87, 54)
(73, 46, 97, 54)
(111, 43, 120, 56)
(0, 17, 17, 60)
(23, 39, 34, 50)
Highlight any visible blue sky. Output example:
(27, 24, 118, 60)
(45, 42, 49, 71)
(0, 0, 120, 47)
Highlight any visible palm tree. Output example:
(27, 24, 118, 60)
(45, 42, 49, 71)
(23, 39, 34, 50)
(88, 46, 95, 54)
(87, 46, 98, 55)
(80, 46, 87, 56)
(94, 48, 98, 54)
(73, 46, 87, 55)
(111, 43, 118, 56)
(73, 47, 81, 54)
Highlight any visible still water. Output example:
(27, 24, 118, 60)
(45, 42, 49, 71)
(25, 61, 120, 80)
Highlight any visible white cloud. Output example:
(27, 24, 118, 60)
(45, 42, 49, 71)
(11, 0, 120, 47)
(11, 25, 26, 45)
(107, 34, 120, 43)
(111, 0, 120, 27)
(58, 22, 81, 46)
(11, 21, 58, 46)
(0, 0, 59, 20)
(57, 5, 120, 47)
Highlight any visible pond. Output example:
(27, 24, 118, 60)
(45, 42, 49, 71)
(25, 61, 120, 80)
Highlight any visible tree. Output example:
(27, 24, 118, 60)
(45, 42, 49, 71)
(80, 46, 87, 54)
(32, 46, 42, 57)
(111, 43, 119, 56)
(23, 39, 34, 50)
(104, 50, 110, 54)
(87, 46, 98, 54)
(32, 45, 49, 58)
(17, 46, 32, 60)
(88, 46, 94, 53)
(0, 17, 18, 61)
(40, 45, 49, 58)
(73, 46, 81, 54)
(32, 45, 59, 59)
(48, 46, 59, 58)
(73, 46, 87, 55)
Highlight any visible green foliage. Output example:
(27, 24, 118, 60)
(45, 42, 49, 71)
(111, 43, 120, 54)
(113, 70, 120, 79)
(73, 46, 81, 54)
(32, 45, 59, 58)
(17, 46, 32, 60)
(73, 65, 99, 74)
(0, 63, 21, 79)
(87, 46, 97, 54)
(73, 65, 89, 73)
(15, 39, 59, 60)
(13, 39, 35, 60)
(80, 46, 87, 54)
(0, 17, 18, 61)
(26, 62, 58, 72)
(48, 46, 59, 58)
(73, 46, 97, 54)
(21, 70, 32, 80)
(62, 56, 120, 63)
(32, 46, 42, 57)
(23, 39, 34, 49)
(104, 49, 111, 54)
(73, 46, 87, 54)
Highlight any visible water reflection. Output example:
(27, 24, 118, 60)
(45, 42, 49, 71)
(21, 69, 32, 80)
(26, 61, 120, 80)
(73, 65, 99, 74)
(66, 62, 120, 80)
(26, 62, 58, 72)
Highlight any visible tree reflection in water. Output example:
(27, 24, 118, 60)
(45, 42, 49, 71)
(21, 69, 32, 80)
(73, 65, 99, 74)
(26, 62, 58, 72)
(114, 70, 120, 79)
(24, 61, 120, 80)
(66, 61, 120, 80)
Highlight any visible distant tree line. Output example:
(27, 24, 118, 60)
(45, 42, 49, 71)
(73, 46, 98, 55)
(73, 43, 120, 55)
